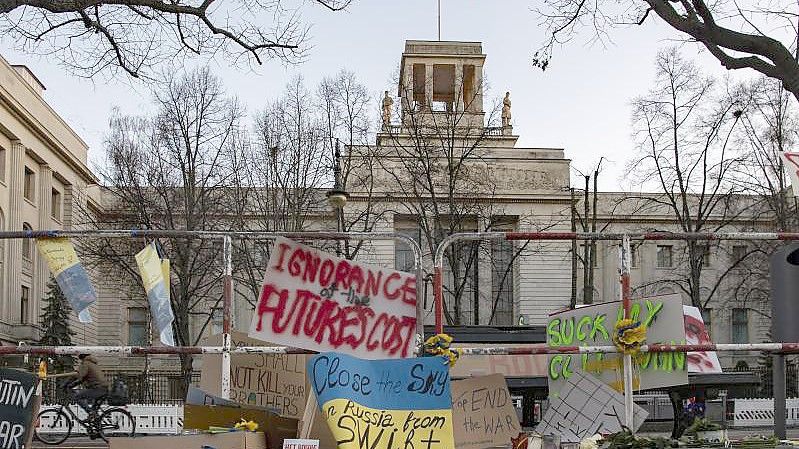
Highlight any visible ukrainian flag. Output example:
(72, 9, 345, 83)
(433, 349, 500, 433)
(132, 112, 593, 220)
(36, 238, 96, 323)
(309, 352, 454, 449)
(135, 243, 176, 346)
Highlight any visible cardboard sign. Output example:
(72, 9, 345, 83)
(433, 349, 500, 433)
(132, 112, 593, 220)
(183, 404, 298, 449)
(309, 352, 454, 449)
(0, 368, 39, 449)
(535, 371, 648, 443)
(283, 439, 319, 449)
(109, 432, 267, 449)
(547, 294, 688, 392)
(684, 306, 722, 374)
(248, 237, 417, 359)
(451, 374, 520, 449)
(200, 332, 308, 419)
(449, 344, 548, 378)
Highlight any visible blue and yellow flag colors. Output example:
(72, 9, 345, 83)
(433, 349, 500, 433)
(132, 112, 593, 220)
(36, 238, 96, 323)
(135, 243, 176, 346)
(309, 352, 454, 449)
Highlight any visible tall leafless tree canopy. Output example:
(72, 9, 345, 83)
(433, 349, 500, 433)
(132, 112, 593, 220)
(535, 0, 799, 102)
(0, 0, 350, 78)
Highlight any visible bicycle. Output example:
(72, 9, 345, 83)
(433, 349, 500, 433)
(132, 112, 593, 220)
(34, 386, 136, 444)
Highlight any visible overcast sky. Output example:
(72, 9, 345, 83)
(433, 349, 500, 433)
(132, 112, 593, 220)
(0, 0, 757, 190)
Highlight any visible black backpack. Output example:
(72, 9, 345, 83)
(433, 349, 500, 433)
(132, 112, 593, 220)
(107, 379, 129, 406)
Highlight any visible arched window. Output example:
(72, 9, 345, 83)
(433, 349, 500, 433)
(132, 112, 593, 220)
(22, 222, 32, 259)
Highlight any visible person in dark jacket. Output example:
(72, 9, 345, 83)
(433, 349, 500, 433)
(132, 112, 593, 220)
(66, 354, 109, 415)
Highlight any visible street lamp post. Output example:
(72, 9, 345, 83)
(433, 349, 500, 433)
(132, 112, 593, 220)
(326, 139, 349, 256)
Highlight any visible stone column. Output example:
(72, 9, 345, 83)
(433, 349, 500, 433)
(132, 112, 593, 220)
(424, 64, 434, 109)
(5, 142, 24, 323)
(475, 65, 484, 114)
(36, 165, 52, 326)
(455, 63, 464, 112)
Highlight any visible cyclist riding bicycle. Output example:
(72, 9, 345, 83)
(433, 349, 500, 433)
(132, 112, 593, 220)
(65, 354, 109, 416)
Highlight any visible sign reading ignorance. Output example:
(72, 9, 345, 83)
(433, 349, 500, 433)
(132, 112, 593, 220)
(249, 237, 418, 359)
(0, 369, 38, 449)
(309, 352, 454, 449)
(547, 294, 687, 392)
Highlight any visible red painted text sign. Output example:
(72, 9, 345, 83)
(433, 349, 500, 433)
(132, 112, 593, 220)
(782, 152, 799, 196)
(248, 237, 417, 359)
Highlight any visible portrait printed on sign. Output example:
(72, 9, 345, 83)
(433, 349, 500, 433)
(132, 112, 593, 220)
(249, 237, 418, 359)
(683, 306, 722, 374)
(309, 352, 454, 449)
(546, 294, 688, 392)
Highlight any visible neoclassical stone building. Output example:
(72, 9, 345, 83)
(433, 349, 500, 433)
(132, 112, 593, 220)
(0, 40, 774, 373)
(0, 54, 101, 352)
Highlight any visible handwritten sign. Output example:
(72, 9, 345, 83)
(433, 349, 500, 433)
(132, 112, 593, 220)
(781, 152, 799, 196)
(536, 371, 647, 443)
(0, 369, 39, 449)
(309, 352, 454, 449)
(249, 237, 418, 359)
(451, 374, 520, 449)
(283, 439, 319, 449)
(200, 332, 308, 419)
(547, 294, 687, 392)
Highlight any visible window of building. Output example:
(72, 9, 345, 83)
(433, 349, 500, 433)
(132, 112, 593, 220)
(394, 228, 420, 273)
(443, 238, 479, 325)
(732, 308, 749, 344)
(732, 245, 747, 262)
(462, 65, 475, 107)
(656, 245, 673, 268)
(0, 147, 6, 183)
(697, 245, 711, 267)
(51, 189, 61, 220)
(631, 244, 640, 268)
(432, 64, 456, 111)
(23, 167, 35, 201)
(20, 286, 29, 324)
(211, 307, 224, 335)
(491, 239, 514, 325)
(21, 222, 32, 260)
(412, 63, 426, 107)
(128, 308, 148, 346)
(701, 308, 712, 339)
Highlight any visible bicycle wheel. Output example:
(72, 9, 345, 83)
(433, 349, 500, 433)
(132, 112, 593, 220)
(34, 408, 72, 445)
(97, 407, 135, 441)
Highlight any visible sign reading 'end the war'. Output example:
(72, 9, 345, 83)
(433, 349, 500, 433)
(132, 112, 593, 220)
(309, 352, 454, 449)
(248, 237, 418, 359)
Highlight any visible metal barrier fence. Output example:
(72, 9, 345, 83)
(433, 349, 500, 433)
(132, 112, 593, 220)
(40, 371, 202, 404)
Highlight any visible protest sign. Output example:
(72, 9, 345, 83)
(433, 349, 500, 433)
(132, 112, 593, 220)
(283, 439, 319, 449)
(781, 152, 799, 196)
(309, 352, 454, 449)
(449, 344, 548, 378)
(450, 374, 520, 449)
(135, 243, 175, 346)
(248, 237, 418, 359)
(0, 368, 39, 449)
(200, 332, 308, 419)
(535, 371, 648, 443)
(36, 238, 96, 323)
(547, 294, 687, 392)
(683, 306, 722, 374)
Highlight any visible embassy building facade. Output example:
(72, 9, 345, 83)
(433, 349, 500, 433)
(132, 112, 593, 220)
(0, 41, 774, 373)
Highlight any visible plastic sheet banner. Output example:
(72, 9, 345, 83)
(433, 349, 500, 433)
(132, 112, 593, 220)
(135, 243, 175, 346)
(683, 305, 721, 373)
(249, 237, 417, 359)
(309, 352, 454, 449)
(36, 238, 96, 323)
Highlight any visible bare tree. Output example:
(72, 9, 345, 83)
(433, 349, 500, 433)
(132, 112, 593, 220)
(626, 48, 752, 310)
(90, 66, 245, 386)
(0, 0, 350, 78)
(358, 76, 544, 326)
(534, 0, 799, 102)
